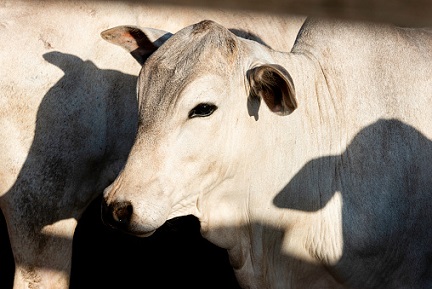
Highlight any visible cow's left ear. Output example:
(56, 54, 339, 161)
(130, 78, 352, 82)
(248, 64, 297, 116)
(101, 26, 172, 65)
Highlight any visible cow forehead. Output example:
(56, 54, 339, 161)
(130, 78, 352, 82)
(144, 20, 239, 72)
(136, 21, 241, 129)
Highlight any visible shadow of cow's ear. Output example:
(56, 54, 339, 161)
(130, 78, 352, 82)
(100, 26, 173, 65)
(248, 64, 297, 116)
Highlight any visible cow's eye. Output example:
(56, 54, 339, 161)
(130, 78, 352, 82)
(188, 103, 217, 118)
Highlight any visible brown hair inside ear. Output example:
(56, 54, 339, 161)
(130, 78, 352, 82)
(249, 64, 296, 116)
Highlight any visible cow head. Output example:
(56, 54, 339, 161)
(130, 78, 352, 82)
(101, 20, 297, 238)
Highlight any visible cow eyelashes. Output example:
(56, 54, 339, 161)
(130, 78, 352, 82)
(188, 103, 218, 118)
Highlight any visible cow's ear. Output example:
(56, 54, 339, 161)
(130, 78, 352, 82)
(248, 64, 297, 116)
(101, 26, 172, 65)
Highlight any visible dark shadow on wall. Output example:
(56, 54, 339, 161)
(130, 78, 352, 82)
(0, 51, 240, 289)
(273, 119, 432, 288)
(0, 50, 137, 285)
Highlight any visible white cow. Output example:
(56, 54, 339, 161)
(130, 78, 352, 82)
(102, 18, 432, 289)
(0, 1, 304, 288)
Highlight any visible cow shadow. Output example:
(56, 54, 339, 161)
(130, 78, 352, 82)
(0, 51, 240, 288)
(273, 119, 432, 287)
(0, 50, 137, 287)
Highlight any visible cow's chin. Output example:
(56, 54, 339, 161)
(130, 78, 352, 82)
(135, 230, 156, 238)
(125, 205, 171, 237)
(124, 225, 157, 238)
(120, 223, 160, 238)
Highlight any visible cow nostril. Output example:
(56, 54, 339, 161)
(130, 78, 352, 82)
(101, 199, 133, 229)
(112, 201, 133, 225)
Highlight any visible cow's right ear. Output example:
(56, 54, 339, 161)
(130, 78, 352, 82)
(101, 26, 172, 65)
